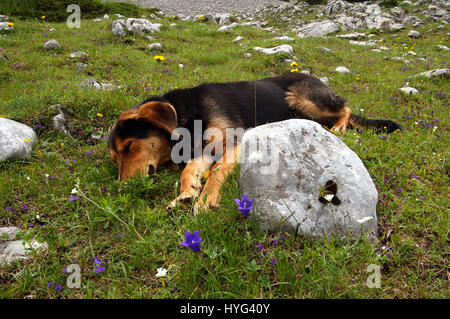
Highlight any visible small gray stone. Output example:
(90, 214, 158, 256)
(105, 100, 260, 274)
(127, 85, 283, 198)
(254, 45, 293, 55)
(400, 87, 418, 95)
(69, 51, 88, 58)
(319, 77, 330, 85)
(0, 15, 8, 22)
(335, 66, 351, 74)
(147, 42, 162, 50)
(232, 35, 243, 42)
(44, 39, 60, 50)
(79, 78, 117, 91)
(320, 47, 333, 54)
(76, 62, 88, 69)
(408, 30, 421, 38)
(272, 36, 294, 41)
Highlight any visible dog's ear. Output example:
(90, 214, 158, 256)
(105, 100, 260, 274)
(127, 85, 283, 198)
(137, 102, 178, 136)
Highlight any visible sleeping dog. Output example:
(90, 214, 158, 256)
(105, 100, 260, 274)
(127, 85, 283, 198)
(108, 73, 401, 213)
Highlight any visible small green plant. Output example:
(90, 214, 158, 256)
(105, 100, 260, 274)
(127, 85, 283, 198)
(380, 0, 399, 7)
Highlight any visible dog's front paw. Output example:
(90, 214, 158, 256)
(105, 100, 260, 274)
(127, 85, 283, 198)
(193, 192, 221, 215)
(166, 191, 198, 211)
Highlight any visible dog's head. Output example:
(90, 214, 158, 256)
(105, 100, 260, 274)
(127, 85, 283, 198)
(108, 101, 177, 180)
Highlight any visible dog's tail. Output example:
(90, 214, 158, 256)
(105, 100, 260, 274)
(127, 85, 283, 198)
(349, 114, 402, 133)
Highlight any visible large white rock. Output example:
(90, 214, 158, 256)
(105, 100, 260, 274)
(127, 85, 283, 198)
(323, 0, 352, 16)
(413, 69, 449, 79)
(366, 15, 393, 31)
(336, 32, 366, 40)
(334, 14, 366, 31)
(112, 18, 161, 36)
(240, 119, 378, 242)
(297, 20, 338, 38)
(254, 44, 293, 55)
(0, 239, 47, 265)
(218, 22, 238, 32)
(0, 118, 37, 162)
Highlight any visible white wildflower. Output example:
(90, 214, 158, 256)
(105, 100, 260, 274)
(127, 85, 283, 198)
(156, 267, 167, 278)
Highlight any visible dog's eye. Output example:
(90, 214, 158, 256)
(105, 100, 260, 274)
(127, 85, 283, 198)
(123, 142, 132, 154)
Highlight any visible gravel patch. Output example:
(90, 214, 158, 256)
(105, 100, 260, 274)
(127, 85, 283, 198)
(116, 0, 287, 15)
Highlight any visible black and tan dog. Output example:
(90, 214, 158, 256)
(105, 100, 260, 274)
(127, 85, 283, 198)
(108, 73, 401, 213)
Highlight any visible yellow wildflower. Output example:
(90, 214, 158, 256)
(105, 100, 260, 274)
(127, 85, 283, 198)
(290, 68, 299, 73)
(97, 113, 103, 117)
(154, 55, 165, 62)
(203, 170, 210, 179)
(290, 61, 298, 67)
(6, 22, 14, 27)
(41, 16, 45, 19)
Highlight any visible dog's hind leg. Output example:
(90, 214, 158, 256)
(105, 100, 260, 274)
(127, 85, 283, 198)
(194, 145, 241, 215)
(330, 106, 352, 133)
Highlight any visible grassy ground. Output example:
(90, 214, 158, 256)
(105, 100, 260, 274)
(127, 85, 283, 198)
(0, 3, 448, 299)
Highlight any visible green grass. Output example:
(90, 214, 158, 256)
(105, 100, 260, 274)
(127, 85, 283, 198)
(0, 2, 449, 299)
(0, 0, 159, 22)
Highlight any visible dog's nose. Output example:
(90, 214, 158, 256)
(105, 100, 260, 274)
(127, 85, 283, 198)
(148, 164, 155, 176)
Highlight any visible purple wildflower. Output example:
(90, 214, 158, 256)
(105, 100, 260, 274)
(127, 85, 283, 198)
(47, 282, 56, 288)
(93, 257, 102, 265)
(272, 240, 277, 246)
(180, 230, 202, 252)
(234, 194, 254, 217)
(69, 195, 79, 202)
(55, 284, 61, 291)
(94, 264, 105, 273)
(255, 244, 263, 251)
(271, 258, 277, 265)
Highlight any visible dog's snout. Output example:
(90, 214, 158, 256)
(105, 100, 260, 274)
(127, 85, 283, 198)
(148, 164, 155, 176)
